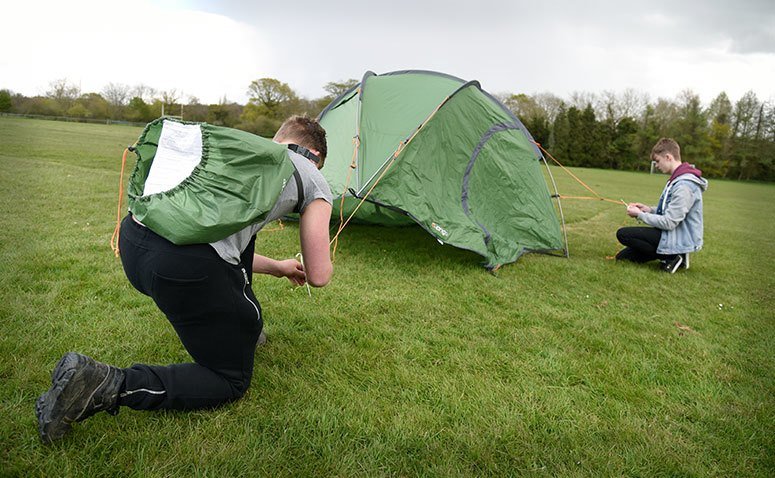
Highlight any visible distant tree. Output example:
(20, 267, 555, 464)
(577, 104, 604, 168)
(238, 102, 282, 136)
(148, 100, 163, 120)
(598, 89, 649, 125)
(734, 96, 774, 180)
(707, 92, 733, 125)
(564, 105, 584, 165)
(247, 78, 297, 115)
(323, 79, 359, 99)
(25, 96, 62, 116)
(241, 78, 302, 135)
(131, 84, 157, 103)
(208, 96, 230, 126)
(533, 93, 565, 124)
(551, 104, 603, 168)
(732, 91, 760, 139)
(207, 97, 242, 127)
(45, 78, 80, 114)
(160, 89, 180, 105)
(183, 96, 208, 122)
(9, 91, 25, 113)
(634, 105, 659, 169)
(125, 96, 152, 123)
(71, 92, 110, 119)
(102, 83, 131, 119)
(706, 92, 733, 177)
(757, 103, 775, 180)
(66, 103, 89, 118)
(569, 91, 597, 112)
(764, 101, 775, 143)
(674, 90, 711, 166)
(549, 104, 570, 158)
(503, 93, 551, 145)
(159, 89, 182, 116)
(600, 109, 639, 170)
(728, 91, 763, 180)
(651, 98, 680, 133)
(550, 105, 603, 168)
(306, 96, 332, 117)
(611, 116, 640, 169)
(0, 89, 11, 112)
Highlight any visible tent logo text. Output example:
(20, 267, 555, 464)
(431, 222, 449, 237)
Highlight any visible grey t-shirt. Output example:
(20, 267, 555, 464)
(209, 151, 333, 264)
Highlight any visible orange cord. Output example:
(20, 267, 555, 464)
(559, 195, 625, 206)
(531, 142, 637, 258)
(110, 148, 130, 257)
(533, 142, 606, 200)
(532, 141, 627, 206)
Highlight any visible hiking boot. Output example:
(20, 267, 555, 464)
(35, 352, 125, 444)
(660, 255, 684, 274)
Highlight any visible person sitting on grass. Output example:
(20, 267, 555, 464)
(615, 137, 708, 273)
(35, 115, 333, 444)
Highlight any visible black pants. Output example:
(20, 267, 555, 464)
(117, 215, 262, 410)
(615, 226, 676, 263)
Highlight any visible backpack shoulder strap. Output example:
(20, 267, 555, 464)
(287, 143, 321, 165)
(292, 169, 305, 213)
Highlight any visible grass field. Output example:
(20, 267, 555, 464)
(0, 117, 773, 477)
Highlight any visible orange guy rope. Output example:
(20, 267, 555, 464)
(110, 148, 130, 257)
(532, 141, 627, 206)
(559, 195, 626, 206)
(533, 141, 605, 199)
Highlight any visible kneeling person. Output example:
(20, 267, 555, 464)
(616, 137, 708, 273)
(36, 116, 333, 443)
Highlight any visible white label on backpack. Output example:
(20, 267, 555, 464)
(142, 121, 203, 196)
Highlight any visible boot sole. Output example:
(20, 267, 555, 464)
(35, 352, 81, 444)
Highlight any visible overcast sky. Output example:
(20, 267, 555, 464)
(2, 0, 774, 106)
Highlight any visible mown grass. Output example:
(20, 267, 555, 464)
(0, 117, 773, 477)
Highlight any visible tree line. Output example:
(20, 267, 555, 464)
(1, 79, 772, 181)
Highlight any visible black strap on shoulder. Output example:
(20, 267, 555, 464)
(287, 143, 321, 165)
(292, 169, 305, 214)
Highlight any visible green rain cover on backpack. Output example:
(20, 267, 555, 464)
(127, 118, 296, 245)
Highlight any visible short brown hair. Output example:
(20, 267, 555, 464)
(651, 138, 681, 162)
(273, 115, 328, 167)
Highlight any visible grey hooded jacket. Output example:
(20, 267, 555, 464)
(638, 173, 709, 254)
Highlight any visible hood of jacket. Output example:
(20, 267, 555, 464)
(669, 163, 708, 192)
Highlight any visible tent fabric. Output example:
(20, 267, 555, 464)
(127, 118, 296, 245)
(319, 70, 564, 268)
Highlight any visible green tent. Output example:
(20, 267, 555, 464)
(318, 70, 566, 269)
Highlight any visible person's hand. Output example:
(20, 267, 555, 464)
(626, 204, 642, 217)
(276, 259, 306, 286)
(630, 202, 651, 213)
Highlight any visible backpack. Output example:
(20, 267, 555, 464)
(125, 118, 296, 244)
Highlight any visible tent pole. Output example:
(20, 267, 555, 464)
(354, 87, 364, 190)
(541, 156, 569, 258)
